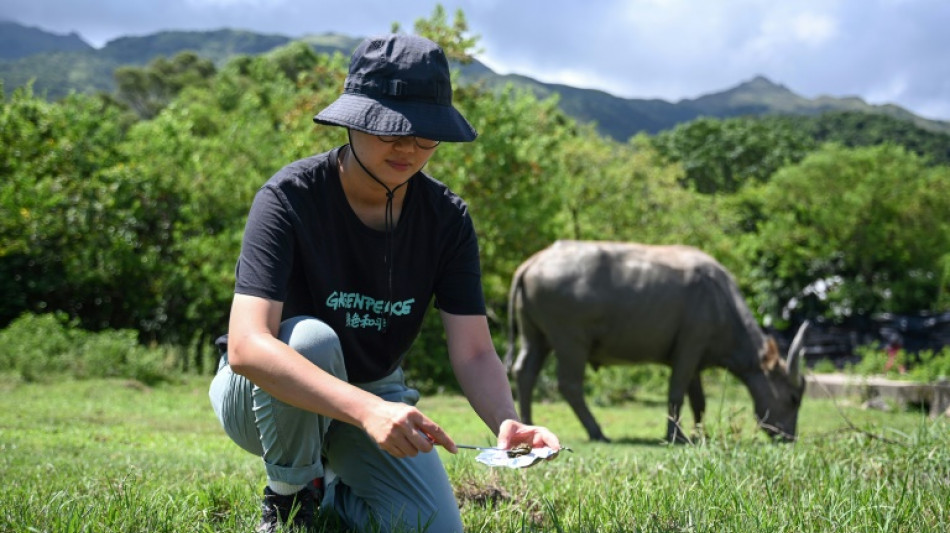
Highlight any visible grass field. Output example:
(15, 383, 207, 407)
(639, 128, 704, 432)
(2, 372, 948, 532)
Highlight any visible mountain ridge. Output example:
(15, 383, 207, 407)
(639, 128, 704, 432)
(2, 21, 947, 137)
(0, 20, 92, 60)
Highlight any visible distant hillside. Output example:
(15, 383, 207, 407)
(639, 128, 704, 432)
(98, 29, 292, 65)
(2, 21, 949, 138)
(681, 75, 943, 137)
(456, 70, 699, 138)
(0, 20, 92, 60)
(0, 25, 301, 98)
(461, 70, 950, 138)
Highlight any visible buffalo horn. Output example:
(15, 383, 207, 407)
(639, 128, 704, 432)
(786, 320, 809, 386)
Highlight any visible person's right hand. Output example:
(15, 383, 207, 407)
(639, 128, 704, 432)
(361, 401, 457, 458)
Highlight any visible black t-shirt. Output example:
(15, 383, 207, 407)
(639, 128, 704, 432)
(234, 146, 486, 383)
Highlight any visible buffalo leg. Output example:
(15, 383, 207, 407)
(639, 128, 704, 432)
(687, 374, 707, 438)
(666, 402, 688, 444)
(511, 325, 550, 427)
(667, 346, 703, 443)
(555, 348, 609, 442)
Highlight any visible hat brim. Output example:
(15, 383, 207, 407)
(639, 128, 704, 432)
(314, 94, 477, 143)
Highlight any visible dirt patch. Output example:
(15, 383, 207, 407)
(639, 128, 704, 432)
(122, 379, 151, 392)
(455, 481, 545, 524)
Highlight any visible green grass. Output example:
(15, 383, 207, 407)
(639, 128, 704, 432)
(1, 373, 948, 532)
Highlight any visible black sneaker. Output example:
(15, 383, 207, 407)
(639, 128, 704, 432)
(256, 485, 315, 533)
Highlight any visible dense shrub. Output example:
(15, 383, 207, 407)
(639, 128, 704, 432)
(0, 312, 75, 381)
(0, 312, 178, 385)
(847, 344, 950, 382)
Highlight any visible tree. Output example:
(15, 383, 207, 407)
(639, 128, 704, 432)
(652, 116, 816, 193)
(410, 4, 481, 64)
(113, 51, 216, 119)
(737, 143, 950, 325)
(0, 41, 348, 369)
(771, 111, 950, 166)
(0, 87, 134, 329)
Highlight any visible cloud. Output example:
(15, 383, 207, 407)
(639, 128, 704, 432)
(790, 12, 838, 47)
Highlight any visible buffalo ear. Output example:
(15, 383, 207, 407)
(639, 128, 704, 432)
(786, 321, 810, 386)
(760, 336, 780, 371)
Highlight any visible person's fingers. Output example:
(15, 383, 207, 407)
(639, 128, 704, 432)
(406, 427, 434, 454)
(369, 405, 461, 457)
(496, 420, 562, 451)
(534, 427, 561, 449)
(386, 409, 442, 457)
(387, 431, 421, 458)
(418, 419, 456, 453)
(367, 404, 425, 457)
(398, 436, 420, 457)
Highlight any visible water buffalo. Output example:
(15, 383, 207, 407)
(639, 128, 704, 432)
(505, 240, 807, 443)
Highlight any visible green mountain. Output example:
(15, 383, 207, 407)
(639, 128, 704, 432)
(2, 21, 948, 138)
(0, 20, 92, 60)
(680, 75, 943, 137)
(460, 70, 950, 138)
(0, 24, 300, 98)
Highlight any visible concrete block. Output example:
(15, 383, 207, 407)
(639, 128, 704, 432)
(806, 374, 950, 417)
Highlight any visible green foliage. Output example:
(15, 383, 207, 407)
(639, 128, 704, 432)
(771, 111, 950, 166)
(112, 51, 216, 119)
(847, 345, 905, 377)
(0, 313, 176, 384)
(0, 26, 292, 101)
(561, 134, 739, 256)
(586, 364, 671, 407)
(652, 115, 816, 193)
(652, 111, 950, 198)
(848, 344, 950, 383)
(0, 50, 119, 99)
(812, 358, 839, 374)
(737, 144, 950, 325)
(0, 313, 75, 381)
(0, 86, 141, 330)
(99, 29, 291, 66)
(411, 4, 481, 64)
(2, 37, 353, 371)
(907, 348, 950, 382)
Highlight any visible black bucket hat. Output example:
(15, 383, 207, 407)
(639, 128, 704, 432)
(313, 34, 477, 143)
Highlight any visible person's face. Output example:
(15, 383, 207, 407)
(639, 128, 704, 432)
(348, 130, 439, 188)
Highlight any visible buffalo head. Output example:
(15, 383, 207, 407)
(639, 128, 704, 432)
(748, 321, 809, 441)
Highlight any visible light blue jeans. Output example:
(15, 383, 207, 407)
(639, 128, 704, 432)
(209, 316, 463, 532)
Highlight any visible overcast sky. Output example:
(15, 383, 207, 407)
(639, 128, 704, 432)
(3, 0, 948, 121)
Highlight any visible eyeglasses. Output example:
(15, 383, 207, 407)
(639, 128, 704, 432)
(376, 135, 441, 150)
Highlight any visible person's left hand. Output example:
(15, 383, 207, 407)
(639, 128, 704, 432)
(496, 419, 561, 451)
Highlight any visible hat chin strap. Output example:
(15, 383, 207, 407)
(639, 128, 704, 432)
(345, 130, 414, 333)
